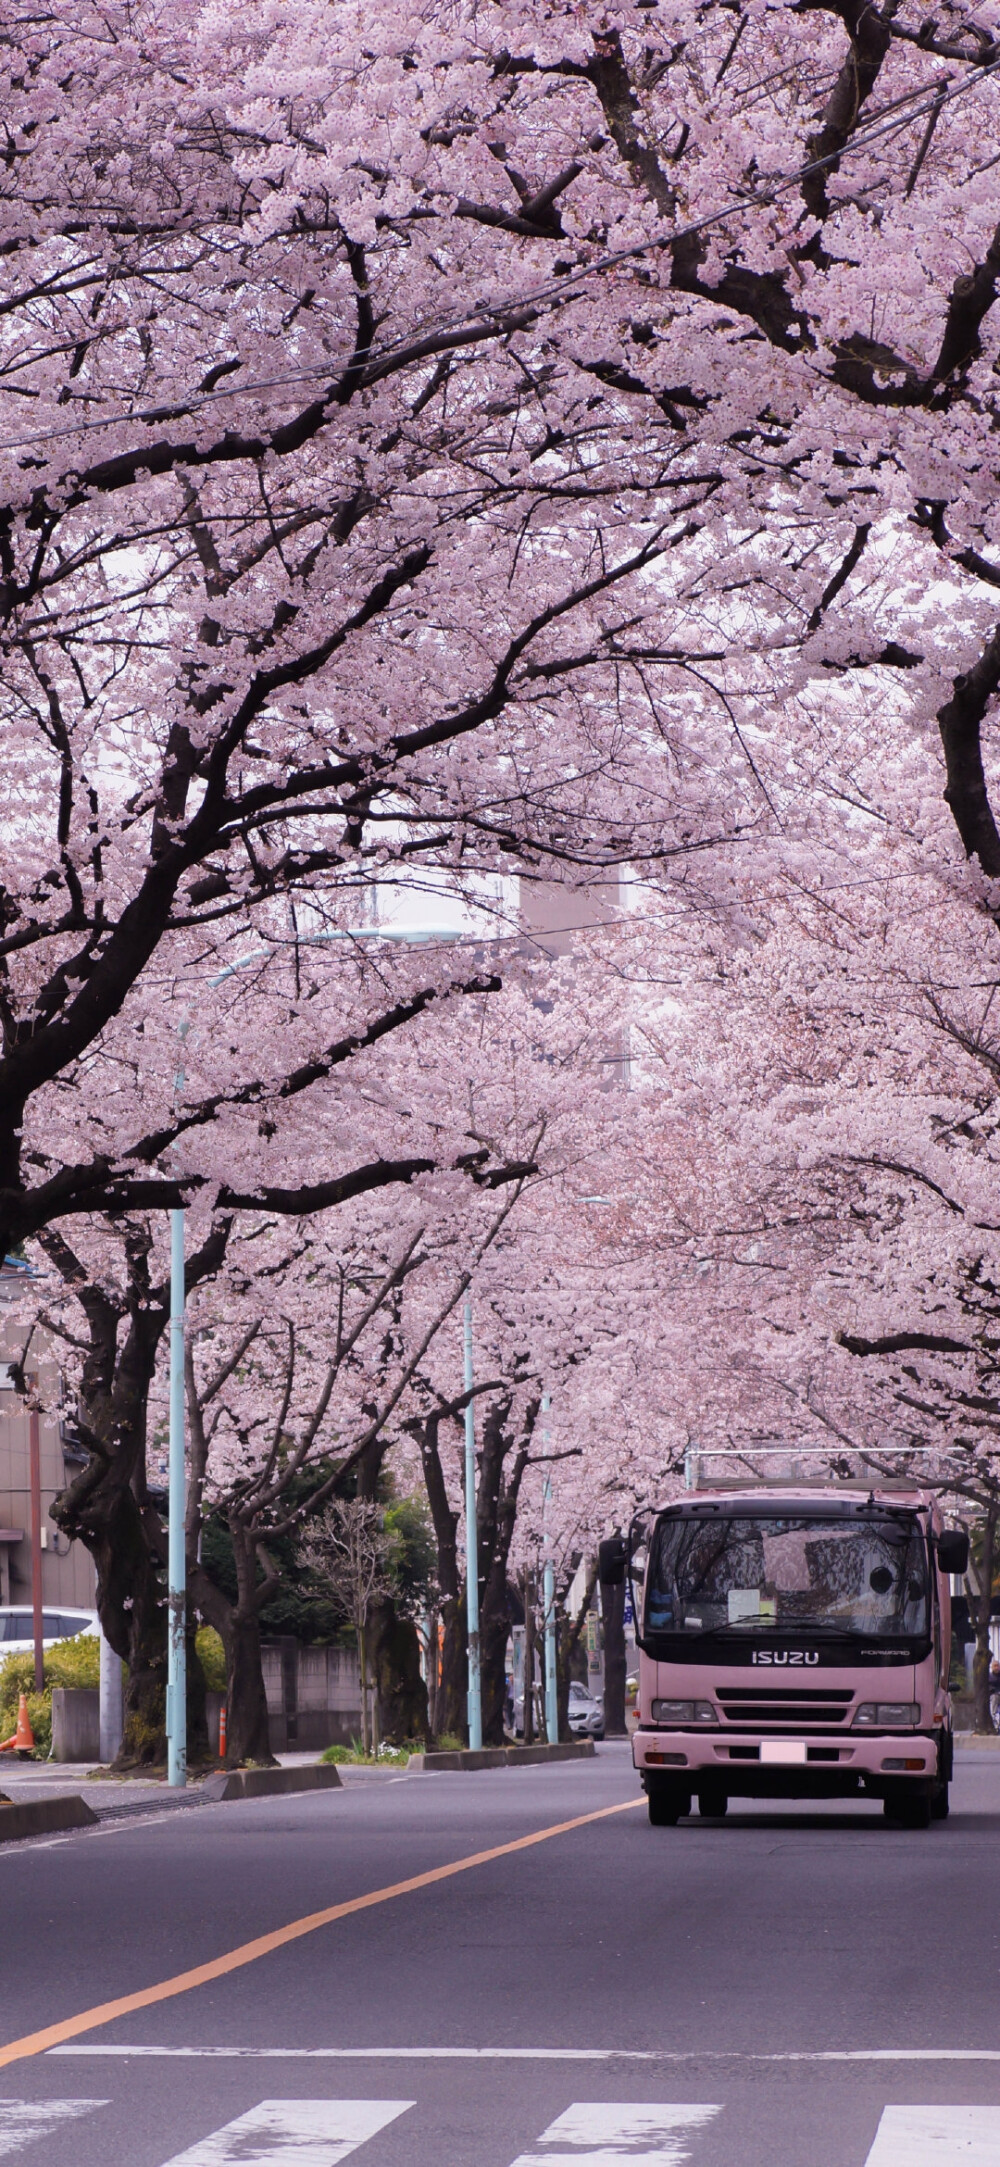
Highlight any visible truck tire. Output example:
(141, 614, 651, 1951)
(647, 1781, 690, 1827)
(883, 1790, 932, 1829)
(931, 1781, 950, 1820)
(698, 1786, 728, 1819)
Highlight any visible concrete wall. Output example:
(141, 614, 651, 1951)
(51, 1654, 362, 1761)
(51, 1686, 100, 1762)
(262, 1640, 361, 1751)
(53, 1686, 227, 1761)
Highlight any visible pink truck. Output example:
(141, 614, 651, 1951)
(599, 1484, 969, 1831)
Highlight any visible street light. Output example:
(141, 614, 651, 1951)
(463, 1301, 483, 1752)
(541, 1394, 558, 1745)
(165, 1208, 186, 1787)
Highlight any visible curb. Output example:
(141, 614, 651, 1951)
(407, 1741, 596, 1773)
(0, 1794, 98, 1842)
(201, 1765, 344, 1802)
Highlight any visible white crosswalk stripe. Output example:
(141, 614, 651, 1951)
(0, 2100, 106, 2158)
(8, 2090, 1000, 2165)
(863, 2105, 1000, 2164)
(507, 2102, 722, 2166)
(154, 2099, 414, 2166)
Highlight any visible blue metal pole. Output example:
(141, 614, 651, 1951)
(463, 1299, 482, 1751)
(543, 1547, 557, 1743)
(167, 1208, 187, 1788)
(542, 1395, 558, 1744)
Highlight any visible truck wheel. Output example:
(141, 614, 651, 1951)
(647, 1782, 690, 1827)
(884, 1791, 932, 1829)
(931, 1781, 950, 1821)
(698, 1786, 728, 1819)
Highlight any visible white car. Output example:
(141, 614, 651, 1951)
(567, 1681, 605, 1739)
(0, 1607, 98, 1654)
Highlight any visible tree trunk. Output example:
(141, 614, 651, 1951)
(436, 1593, 468, 1742)
(480, 1593, 513, 1747)
(359, 1623, 369, 1755)
(49, 1216, 228, 1767)
(370, 1598, 430, 1745)
(475, 1404, 534, 1744)
(212, 1523, 277, 1765)
(116, 1513, 169, 1767)
(601, 1573, 628, 1737)
(971, 1503, 998, 1734)
(414, 1410, 467, 1742)
(523, 1573, 535, 1745)
(223, 1604, 273, 1765)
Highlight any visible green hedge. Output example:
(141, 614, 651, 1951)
(0, 1634, 101, 1757)
(0, 1627, 228, 1760)
(195, 1626, 226, 1692)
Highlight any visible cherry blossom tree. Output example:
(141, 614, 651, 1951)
(301, 1501, 400, 1759)
(12, 0, 1000, 1281)
(182, 1170, 529, 1764)
(10, 0, 1000, 1764)
(5, 949, 551, 1760)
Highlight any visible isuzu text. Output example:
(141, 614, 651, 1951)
(600, 1485, 969, 1830)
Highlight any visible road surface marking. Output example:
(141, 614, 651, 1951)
(0, 1797, 642, 2071)
(156, 2100, 412, 2166)
(864, 2105, 1000, 2163)
(0, 2099, 105, 2157)
(509, 2103, 720, 2166)
(49, 2045, 1000, 2063)
(1, 1812, 197, 1854)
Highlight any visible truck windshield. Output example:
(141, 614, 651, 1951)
(645, 1514, 929, 1641)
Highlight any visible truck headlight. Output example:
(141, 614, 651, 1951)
(652, 1699, 715, 1724)
(854, 1702, 920, 1727)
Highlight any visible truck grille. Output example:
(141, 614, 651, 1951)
(716, 1687, 854, 1728)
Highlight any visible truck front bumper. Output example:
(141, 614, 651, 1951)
(632, 1727, 940, 1798)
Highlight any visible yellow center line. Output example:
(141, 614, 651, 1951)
(0, 1796, 643, 2070)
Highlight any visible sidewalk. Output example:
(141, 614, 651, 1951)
(0, 1749, 321, 1819)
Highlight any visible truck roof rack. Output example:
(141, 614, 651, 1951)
(687, 1474, 923, 1495)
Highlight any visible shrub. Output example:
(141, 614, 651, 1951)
(0, 1634, 102, 1757)
(196, 1626, 227, 1693)
(319, 1739, 414, 1766)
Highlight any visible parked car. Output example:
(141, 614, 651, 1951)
(567, 1680, 604, 1739)
(0, 1607, 98, 1654)
(508, 1680, 605, 1740)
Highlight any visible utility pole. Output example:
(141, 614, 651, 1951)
(464, 1299, 482, 1751)
(542, 1395, 558, 1744)
(166, 1208, 186, 1788)
(99, 1628, 124, 1765)
(28, 1403, 43, 1695)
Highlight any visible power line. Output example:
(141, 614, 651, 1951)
(0, 52, 996, 459)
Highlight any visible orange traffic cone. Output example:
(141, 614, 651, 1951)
(0, 1694, 35, 1756)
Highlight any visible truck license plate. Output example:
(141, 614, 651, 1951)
(760, 1740, 807, 1764)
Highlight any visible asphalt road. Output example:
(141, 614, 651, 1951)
(3, 1743, 1000, 2166)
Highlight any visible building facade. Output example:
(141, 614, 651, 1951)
(0, 1272, 96, 1612)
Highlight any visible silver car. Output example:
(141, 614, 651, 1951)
(568, 1681, 604, 1739)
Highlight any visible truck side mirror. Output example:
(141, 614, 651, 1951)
(598, 1535, 627, 1586)
(937, 1529, 969, 1576)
